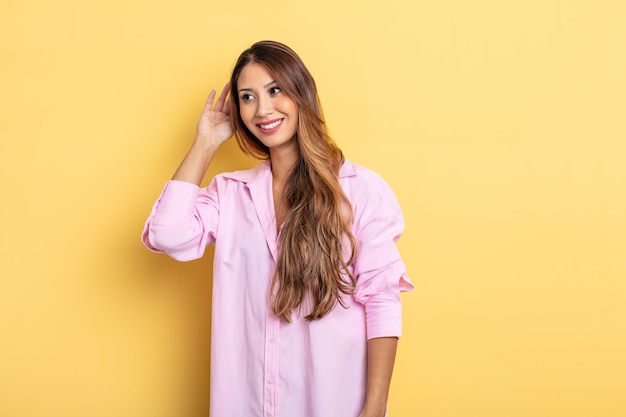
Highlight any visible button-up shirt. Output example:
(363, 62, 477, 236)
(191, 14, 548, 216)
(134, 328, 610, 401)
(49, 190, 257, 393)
(142, 160, 413, 417)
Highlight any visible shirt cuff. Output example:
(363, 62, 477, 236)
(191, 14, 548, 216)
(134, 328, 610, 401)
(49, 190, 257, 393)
(364, 278, 407, 340)
(151, 180, 200, 224)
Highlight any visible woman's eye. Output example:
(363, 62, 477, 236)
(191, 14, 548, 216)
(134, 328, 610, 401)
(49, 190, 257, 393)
(240, 93, 254, 102)
(269, 86, 281, 95)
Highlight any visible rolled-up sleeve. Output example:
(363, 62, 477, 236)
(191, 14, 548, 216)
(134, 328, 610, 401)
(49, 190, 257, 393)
(351, 173, 414, 340)
(141, 179, 219, 261)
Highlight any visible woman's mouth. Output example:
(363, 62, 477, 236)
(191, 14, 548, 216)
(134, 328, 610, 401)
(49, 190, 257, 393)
(257, 118, 283, 133)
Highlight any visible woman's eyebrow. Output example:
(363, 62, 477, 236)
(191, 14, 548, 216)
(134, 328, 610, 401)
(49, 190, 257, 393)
(238, 80, 277, 93)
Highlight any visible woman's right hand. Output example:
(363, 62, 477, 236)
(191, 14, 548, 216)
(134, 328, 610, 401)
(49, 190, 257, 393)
(171, 84, 234, 185)
(194, 83, 233, 150)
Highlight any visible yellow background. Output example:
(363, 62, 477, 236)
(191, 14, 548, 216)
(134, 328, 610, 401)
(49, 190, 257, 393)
(1, 0, 625, 416)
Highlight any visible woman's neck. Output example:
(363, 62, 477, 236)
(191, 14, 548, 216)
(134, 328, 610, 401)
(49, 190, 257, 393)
(269, 145, 298, 185)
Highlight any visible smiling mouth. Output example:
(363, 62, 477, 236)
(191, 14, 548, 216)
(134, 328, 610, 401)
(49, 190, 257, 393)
(258, 119, 283, 130)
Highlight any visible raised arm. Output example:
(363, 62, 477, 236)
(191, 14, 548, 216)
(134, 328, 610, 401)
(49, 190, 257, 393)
(172, 84, 232, 185)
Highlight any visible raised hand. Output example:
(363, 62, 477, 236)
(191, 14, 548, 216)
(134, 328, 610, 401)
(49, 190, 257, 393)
(172, 84, 235, 185)
(195, 83, 233, 150)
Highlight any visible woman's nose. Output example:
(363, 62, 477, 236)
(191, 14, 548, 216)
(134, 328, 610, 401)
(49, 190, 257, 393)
(255, 95, 273, 117)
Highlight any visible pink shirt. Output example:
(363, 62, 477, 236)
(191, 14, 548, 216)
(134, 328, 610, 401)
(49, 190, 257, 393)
(142, 160, 413, 417)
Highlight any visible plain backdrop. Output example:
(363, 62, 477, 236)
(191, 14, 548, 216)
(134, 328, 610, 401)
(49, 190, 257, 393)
(1, 1, 625, 416)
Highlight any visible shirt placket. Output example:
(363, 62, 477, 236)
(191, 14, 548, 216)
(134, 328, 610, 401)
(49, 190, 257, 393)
(248, 174, 282, 417)
(263, 312, 280, 417)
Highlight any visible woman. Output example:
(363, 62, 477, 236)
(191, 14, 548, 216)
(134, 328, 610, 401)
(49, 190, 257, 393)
(142, 40, 413, 417)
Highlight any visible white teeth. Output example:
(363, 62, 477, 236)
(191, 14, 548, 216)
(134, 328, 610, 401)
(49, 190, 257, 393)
(259, 120, 282, 129)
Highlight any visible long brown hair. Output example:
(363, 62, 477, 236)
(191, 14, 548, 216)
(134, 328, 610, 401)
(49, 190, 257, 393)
(229, 40, 357, 321)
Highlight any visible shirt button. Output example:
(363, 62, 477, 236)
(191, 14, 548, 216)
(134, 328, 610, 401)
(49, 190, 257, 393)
(267, 378, 274, 384)
(269, 336, 275, 343)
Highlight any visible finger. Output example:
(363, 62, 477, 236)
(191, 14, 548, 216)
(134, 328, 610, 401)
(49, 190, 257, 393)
(214, 82, 230, 112)
(202, 88, 217, 113)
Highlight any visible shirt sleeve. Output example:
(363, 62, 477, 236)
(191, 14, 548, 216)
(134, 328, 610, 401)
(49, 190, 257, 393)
(141, 179, 220, 261)
(351, 172, 414, 340)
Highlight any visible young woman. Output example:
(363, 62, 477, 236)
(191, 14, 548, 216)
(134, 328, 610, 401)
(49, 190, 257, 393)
(142, 40, 413, 417)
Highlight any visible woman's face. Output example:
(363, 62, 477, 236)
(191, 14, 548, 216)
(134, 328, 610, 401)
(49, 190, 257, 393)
(237, 63, 299, 154)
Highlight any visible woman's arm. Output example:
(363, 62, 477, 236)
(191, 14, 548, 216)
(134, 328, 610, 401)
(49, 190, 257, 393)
(172, 84, 232, 185)
(359, 336, 398, 417)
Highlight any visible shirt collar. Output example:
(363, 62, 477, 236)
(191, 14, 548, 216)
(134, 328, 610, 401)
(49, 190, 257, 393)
(221, 159, 357, 184)
(220, 160, 271, 184)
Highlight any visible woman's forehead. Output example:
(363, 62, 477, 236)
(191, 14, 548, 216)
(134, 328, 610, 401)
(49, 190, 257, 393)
(237, 63, 275, 90)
